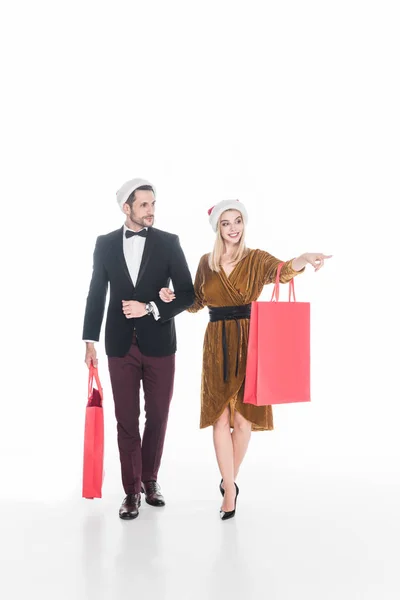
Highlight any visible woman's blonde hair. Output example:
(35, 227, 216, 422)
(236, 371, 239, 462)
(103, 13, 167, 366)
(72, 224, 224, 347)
(208, 209, 248, 272)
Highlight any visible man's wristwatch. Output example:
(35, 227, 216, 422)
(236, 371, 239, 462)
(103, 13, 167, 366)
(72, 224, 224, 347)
(145, 302, 155, 317)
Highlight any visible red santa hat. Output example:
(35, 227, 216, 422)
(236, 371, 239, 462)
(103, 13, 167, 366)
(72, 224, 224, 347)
(208, 199, 248, 232)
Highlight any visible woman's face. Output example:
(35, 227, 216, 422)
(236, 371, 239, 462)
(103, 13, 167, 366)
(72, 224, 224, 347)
(219, 210, 244, 245)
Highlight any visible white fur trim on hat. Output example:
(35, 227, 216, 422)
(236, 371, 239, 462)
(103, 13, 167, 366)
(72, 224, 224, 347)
(208, 199, 248, 232)
(116, 178, 156, 212)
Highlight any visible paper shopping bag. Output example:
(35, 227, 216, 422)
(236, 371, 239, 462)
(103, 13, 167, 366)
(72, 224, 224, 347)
(243, 263, 310, 405)
(82, 365, 104, 499)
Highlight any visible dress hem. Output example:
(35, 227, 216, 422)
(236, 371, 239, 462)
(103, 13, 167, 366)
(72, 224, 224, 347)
(199, 396, 274, 432)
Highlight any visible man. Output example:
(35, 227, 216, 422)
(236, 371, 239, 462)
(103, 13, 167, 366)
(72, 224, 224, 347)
(83, 178, 194, 520)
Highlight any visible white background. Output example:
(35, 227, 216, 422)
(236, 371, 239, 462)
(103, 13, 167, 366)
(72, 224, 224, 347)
(0, 1, 399, 599)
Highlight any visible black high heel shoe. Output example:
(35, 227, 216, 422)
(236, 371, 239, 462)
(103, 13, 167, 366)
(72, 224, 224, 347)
(220, 483, 239, 521)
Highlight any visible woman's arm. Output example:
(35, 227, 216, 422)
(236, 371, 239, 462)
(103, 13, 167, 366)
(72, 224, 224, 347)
(187, 255, 207, 313)
(259, 250, 332, 284)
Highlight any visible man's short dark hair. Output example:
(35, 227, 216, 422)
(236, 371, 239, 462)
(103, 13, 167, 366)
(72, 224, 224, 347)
(125, 185, 155, 208)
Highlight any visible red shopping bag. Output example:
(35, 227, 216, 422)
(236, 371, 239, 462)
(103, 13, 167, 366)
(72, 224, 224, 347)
(243, 263, 310, 405)
(82, 365, 104, 499)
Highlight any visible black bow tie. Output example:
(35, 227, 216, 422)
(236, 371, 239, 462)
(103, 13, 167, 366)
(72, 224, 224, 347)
(125, 229, 148, 239)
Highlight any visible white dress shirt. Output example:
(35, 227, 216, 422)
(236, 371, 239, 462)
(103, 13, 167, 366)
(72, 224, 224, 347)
(123, 225, 160, 320)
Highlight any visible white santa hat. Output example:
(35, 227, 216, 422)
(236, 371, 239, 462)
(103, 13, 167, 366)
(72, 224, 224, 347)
(208, 199, 248, 232)
(116, 178, 156, 212)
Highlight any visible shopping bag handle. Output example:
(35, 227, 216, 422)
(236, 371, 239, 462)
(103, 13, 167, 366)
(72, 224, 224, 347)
(270, 262, 296, 302)
(88, 365, 103, 403)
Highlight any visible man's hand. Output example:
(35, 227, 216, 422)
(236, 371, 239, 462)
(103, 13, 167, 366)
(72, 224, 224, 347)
(85, 342, 98, 369)
(122, 300, 147, 319)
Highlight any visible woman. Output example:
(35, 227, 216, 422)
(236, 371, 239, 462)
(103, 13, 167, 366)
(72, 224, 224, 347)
(159, 199, 331, 520)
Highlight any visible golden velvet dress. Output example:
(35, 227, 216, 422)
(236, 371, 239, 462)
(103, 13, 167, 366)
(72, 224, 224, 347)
(188, 249, 303, 431)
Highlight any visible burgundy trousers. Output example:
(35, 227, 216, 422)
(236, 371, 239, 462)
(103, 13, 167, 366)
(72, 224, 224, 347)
(108, 334, 175, 494)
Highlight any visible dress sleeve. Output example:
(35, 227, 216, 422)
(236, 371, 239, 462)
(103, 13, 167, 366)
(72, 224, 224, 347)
(257, 250, 305, 285)
(187, 254, 208, 313)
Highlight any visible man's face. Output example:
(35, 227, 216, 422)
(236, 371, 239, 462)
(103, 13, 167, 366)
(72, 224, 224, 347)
(124, 189, 156, 229)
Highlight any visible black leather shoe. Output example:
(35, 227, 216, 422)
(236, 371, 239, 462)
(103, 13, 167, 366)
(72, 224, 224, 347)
(220, 480, 239, 498)
(220, 484, 239, 521)
(119, 493, 141, 520)
(141, 481, 166, 507)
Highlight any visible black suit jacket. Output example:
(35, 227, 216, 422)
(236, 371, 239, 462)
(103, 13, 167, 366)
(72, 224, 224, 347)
(82, 226, 195, 357)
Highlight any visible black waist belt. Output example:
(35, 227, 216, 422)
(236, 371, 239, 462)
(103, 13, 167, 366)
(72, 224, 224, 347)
(209, 304, 252, 382)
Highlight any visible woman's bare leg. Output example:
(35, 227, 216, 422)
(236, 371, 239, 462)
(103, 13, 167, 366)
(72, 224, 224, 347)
(232, 410, 252, 480)
(213, 406, 236, 512)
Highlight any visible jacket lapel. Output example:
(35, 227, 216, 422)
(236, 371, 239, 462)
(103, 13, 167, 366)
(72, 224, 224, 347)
(112, 226, 133, 285)
(135, 227, 157, 288)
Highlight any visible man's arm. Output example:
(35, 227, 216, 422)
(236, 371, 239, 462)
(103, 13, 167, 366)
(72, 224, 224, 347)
(82, 237, 109, 342)
(152, 236, 194, 323)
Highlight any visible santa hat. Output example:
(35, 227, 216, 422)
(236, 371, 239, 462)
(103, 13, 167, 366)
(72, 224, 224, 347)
(208, 199, 248, 232)
(116, 178, 156, 212)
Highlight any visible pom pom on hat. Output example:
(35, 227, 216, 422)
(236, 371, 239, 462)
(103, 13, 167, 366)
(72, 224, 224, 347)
(208, 199, 248, 232)
(116, 178, 155, 212)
